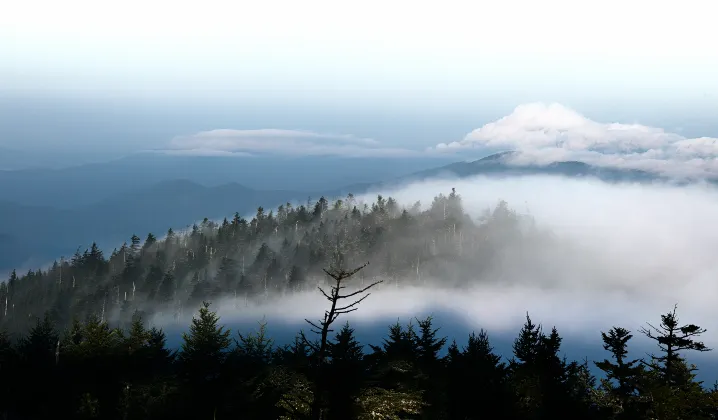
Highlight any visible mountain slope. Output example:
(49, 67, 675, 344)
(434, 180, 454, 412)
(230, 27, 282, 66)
(0, 180, 320, 271)
(0, 188, 523, 334)
(0, 153, 454, 208)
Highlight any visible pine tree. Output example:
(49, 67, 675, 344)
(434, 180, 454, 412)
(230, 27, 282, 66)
(143, 233, 157, 250)
(179, 302, 232, 376)
(16, 314, 60, 419)
(326, 322, 364, 420)
(0, 330, 16, 417)
(288, 265, 305, 292)
(414, 316, 447, 419)
(178, 302, 232, 418)
(142, 265, 164, 299)
(157, 271, 175, 303)
(235, 320, 274, 365)
(594, 327, 644, 416)
(639, 305, 710, 388)
(415, 316, 446, 369)
(447, 330, 513, 420)
(216, 256, 238, 290)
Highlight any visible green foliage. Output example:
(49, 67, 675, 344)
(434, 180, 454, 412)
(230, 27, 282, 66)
(1, 189, 540, 334)
(179, 301, 231, 377)
(0, 302, 714, 418)
(1, 191, 717, 418)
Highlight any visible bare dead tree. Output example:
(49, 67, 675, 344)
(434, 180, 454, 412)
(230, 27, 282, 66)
(301, 261, 382, 420)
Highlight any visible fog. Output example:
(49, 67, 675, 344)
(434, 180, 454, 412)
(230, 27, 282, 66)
(152, 174, 718, 378)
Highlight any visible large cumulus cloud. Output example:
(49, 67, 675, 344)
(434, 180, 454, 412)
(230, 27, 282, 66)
(433, 103, 718, 179)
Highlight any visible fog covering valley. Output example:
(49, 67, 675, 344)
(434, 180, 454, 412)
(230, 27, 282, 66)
(3, 172, 718, 382)
(151, 175, 718, 382)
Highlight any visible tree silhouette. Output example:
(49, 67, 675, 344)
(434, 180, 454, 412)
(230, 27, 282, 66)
(639, 304, 711, 387)
(301, 262, 381, 420)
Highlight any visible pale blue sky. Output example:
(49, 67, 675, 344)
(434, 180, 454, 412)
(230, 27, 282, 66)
(1, 0, 717, 164)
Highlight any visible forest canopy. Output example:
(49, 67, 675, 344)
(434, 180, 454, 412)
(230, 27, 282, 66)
(2, 189, 718, 418)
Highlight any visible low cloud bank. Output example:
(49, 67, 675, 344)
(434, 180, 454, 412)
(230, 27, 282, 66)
(433, 103, 718, 180)
(154, 174, 718, 349)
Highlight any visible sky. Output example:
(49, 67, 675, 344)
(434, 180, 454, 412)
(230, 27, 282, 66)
(1, 0, 717, 165)
(4, 0, 718, 371)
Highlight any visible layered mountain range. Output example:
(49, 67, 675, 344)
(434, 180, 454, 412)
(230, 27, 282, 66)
(0, 152, 685, 271)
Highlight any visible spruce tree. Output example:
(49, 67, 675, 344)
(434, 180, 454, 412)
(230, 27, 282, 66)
(178, 302, 232, 418)
(447, 330, 513, 420)
(639, 305, 710, 388)
(595, 326, 644, 417)
(415, 316, 447, 419)
(179, 301, 232, 378)
(157, 271, 175, 303)
(0, 330, 16, 417)
(326, 322, 365, 420)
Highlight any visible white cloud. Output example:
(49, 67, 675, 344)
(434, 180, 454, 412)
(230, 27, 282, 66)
(433, 103, 718, 179)
(155, 148, 253, 157)
(153, 175, 718, 348)
(162, 128, 424, 158)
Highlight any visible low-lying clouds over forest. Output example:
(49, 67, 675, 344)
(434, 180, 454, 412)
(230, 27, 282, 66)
(151, 174, 718, 348)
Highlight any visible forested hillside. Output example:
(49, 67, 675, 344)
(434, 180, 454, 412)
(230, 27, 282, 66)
(0, 189, 540, 334)
(1, 189, 718, 418)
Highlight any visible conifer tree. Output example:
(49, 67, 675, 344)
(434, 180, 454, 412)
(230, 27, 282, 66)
(595, 326, 644, 415)
(178, 301, 232, 418)
(16, 313, 60, 419)
(157, 271, 175, 303)
(447, 330, 513, 420)
(0, 330, 16, 417)
(179, 301, 231, 377)
(639, 305, 710, 388)
(414, 316, 447, 419)
(288, 265, 305, 292)
(326, 322, 365, 420)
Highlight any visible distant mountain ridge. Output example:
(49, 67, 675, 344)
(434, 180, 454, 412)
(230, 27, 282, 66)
(0, 153, 455, 209)
(410, 151, 660, 182)
(0, 151, 698, 272)
(341, 151, 681, 194)
(0, 180, 324, 272)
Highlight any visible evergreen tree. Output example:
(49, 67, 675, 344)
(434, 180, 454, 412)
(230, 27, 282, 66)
(16, 314, 60, 419)
(142, 264, 164, 299)
(326, 322, 365, 420)
(178, 302, 232, 418)
(157, 271, 175, 303)
(639, 305, 710, 388)
(594, 327, 645, 417)
(288, 265, 305, 292)
(414, 316, 447, 419)
(447, 330, 513, 420)
(0, 330, 16, 417)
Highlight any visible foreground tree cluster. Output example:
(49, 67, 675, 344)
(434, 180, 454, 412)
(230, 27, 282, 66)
(0, 294, 716, 419)
(1, 190, 535, 334)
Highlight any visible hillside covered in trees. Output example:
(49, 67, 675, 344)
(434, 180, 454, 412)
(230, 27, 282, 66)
(2, 189, 718, 418)
(1, 189, 543, 334)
